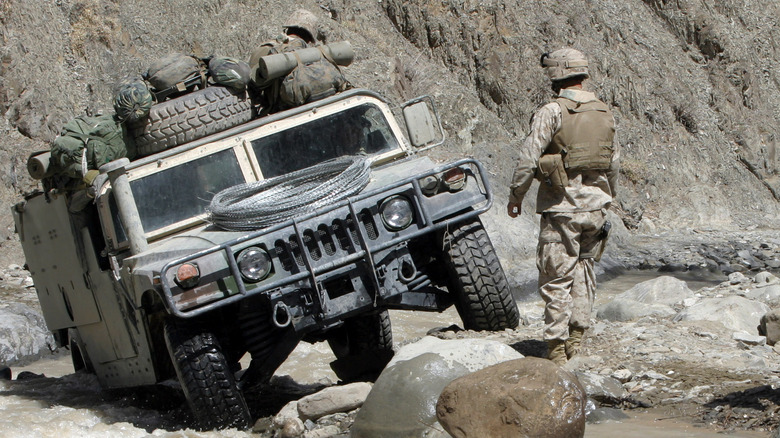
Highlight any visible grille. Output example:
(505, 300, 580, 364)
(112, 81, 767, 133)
(271, 212, 378, 273)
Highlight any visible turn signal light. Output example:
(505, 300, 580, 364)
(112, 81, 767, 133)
(175, 263, 200, 289)
(443, 167, 466, 191)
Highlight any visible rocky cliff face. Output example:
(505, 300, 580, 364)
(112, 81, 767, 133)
(1, 0, 778, 266)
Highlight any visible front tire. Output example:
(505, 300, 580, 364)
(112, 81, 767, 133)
(441, 218, 521, 331)
(328, 310, 394, 382)
(164, 318, 252, 430)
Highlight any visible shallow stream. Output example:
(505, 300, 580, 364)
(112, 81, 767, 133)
(0, 269, 768, 437)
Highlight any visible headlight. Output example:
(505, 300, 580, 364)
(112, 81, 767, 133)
(380, 195, 414, 231)
(236, 247, 272, 282)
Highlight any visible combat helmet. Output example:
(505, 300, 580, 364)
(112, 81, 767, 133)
(540, 48, 589, 82)
(283, 9, 319, 43)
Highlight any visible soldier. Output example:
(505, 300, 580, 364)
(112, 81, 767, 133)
(507, 48, 619, 365)
(248, 9, 320, 113)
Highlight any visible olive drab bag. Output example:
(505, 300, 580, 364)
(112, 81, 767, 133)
(50, 114, 134, 180)
(144, 53, 206, 102)
(278, 49, 348, 108)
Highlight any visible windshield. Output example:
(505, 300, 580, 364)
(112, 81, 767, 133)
(111, 148, 245, 240)
(251, 103, 400, 178)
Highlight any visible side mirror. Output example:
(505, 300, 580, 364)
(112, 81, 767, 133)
(402, 95, 445, 151)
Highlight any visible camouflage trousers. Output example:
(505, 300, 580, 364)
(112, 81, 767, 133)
(537, 210, 606, 341)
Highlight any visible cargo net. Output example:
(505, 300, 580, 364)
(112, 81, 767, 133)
(208, 156, 371, 231)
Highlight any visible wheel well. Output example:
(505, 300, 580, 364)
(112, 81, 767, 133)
(140, 290, 176, 380)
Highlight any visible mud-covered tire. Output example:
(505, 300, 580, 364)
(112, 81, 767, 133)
(164, 319, 251, 430)
(328, 310, 394, 382)
(442, 218, 520, 331)
(129, 86, 252, 156)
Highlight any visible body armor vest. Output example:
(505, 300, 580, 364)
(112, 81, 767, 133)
(548, 97, 615, 171)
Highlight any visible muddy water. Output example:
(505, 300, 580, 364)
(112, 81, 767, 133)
(0, 270, 764, 437)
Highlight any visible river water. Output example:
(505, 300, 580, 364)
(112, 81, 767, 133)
(0, 270, 769, 437)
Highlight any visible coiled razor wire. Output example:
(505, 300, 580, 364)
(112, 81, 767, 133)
(208, 156, 372, 231)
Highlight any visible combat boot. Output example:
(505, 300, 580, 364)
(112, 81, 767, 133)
(565, 327, 585, 359)
(546, 339, 567, 365)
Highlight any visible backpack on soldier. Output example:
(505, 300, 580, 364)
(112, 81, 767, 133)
(50, 113, 135, 180)
(278, 49, 348, 108)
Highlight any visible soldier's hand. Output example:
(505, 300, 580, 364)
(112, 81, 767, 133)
(507, 202, 521, 218)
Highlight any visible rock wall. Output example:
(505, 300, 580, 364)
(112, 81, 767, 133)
(1, 0, 779, 267)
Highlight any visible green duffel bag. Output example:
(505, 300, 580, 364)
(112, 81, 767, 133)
(50, 113, 135, 180)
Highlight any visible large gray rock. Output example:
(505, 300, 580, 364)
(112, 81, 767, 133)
(436, 357, 586, 438)
(574, 371, 629, 405)
(674, 296, 770, 334)
(296, 382, 372, 421)
(618, 275, 694, 305)
(596, 298, 676, 322)
(760, 309, 780, 346)
(351, 337, 522, 438)
(0, 303, 54, 364)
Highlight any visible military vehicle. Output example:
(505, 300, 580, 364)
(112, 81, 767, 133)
(14, 88, 520, 429)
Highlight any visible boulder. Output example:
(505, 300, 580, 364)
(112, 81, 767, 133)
(745, 284, 780, 303)
(759, 309, 780, 345)
(596, 298, 675, 322)
(617, 275, 694, 305)
(386, 336, 522, 371)
(297, 382, 372, 421)
(0, 303, 54, 364)
(574, 371, 628, 405)
(673, 296, 769, 334)
(436, 357, 586, 438)
(351, 337, 522, 438)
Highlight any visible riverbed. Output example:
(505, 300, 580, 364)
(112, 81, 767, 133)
(0, 269, 773, 437)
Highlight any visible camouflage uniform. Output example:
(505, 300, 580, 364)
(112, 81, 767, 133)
(509, 87, 619, 343)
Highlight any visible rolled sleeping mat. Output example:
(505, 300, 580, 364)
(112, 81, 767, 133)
(259, 41, 354, 81)
(27, 151, 52, 180)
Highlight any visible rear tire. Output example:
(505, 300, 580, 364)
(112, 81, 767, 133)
(164, 318, 252, 430)
(129, 86, 252, 156)
(328, 310, 394, 382)
(441, 218, 520, 331)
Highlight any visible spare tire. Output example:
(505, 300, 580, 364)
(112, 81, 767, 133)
(129, 86, 252, 157)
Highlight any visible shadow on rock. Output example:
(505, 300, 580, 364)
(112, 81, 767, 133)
(508, 338, 547, 358)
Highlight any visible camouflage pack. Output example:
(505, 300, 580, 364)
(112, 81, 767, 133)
(50, 113, 135, 180)
(278, 54, 348, 108)
(112, 77, 154, 123)
(208, 57, 251, 90)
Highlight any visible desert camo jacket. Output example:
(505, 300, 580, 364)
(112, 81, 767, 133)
(509, 87, 620, 213)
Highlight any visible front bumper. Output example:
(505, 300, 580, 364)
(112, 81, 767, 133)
(156, 158, 493, 329)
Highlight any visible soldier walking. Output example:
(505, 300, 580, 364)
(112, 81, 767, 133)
(507, 48, 620, 365)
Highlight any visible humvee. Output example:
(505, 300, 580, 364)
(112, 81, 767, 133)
(13, 88, 519, 429)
